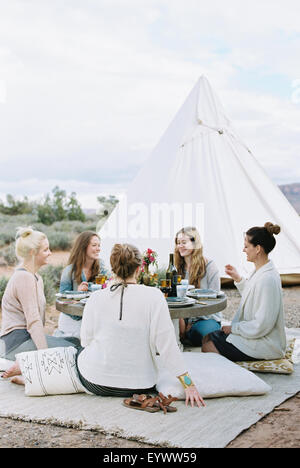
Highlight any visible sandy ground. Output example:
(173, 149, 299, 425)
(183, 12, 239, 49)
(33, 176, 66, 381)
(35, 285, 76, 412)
(0, 252, 299, 448)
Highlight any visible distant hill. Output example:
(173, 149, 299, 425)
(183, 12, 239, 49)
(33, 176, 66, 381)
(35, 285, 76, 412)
(279, 183, 300, 214)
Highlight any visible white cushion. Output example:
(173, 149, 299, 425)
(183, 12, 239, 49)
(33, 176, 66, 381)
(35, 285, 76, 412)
(0, 357, 15, 372)
(156, 352, 271, 399)
(16, 347, 86, 396)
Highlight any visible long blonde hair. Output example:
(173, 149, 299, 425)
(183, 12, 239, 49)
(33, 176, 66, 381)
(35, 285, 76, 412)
(174, 227, 206, 288)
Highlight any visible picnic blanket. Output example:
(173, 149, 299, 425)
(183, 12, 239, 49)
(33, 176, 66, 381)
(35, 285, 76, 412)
(0, 328, 299, 448)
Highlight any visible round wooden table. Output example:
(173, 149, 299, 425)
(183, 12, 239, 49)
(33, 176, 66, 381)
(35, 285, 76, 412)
(56, 295, 227, 350)
(55, 295, 227, 320)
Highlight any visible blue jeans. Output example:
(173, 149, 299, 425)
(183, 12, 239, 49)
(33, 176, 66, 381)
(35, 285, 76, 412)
(186, 319, 221, 347)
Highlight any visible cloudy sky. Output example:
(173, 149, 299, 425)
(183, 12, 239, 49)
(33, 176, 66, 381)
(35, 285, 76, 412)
(0, 0, 300, 208)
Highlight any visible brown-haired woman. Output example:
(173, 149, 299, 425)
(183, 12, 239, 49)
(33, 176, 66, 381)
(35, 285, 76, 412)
(175, 227, 222, 346)
(54, 231, 106, 340)
(202, 222, 286, 361)
(3, 243, 206, 408)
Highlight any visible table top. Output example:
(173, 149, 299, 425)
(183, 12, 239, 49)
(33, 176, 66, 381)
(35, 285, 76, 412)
(55, 295, 227, 320)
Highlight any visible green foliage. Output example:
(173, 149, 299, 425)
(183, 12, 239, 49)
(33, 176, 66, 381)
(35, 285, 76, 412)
(40, 264, 64, 305)
(67, 192, 86, 222)
(0, 276, 9, 306)
(0, 194, 36, 216)
(37, 194, 56, 225)
(0, 213, 37, 251)
(46, 231, 73, 251)
(0, 212, 100, 258)
(52, 186, 67, 221)
(0, 187, 86, 225)
(37, 186, 86, 225)
(2, 246, 17, 266)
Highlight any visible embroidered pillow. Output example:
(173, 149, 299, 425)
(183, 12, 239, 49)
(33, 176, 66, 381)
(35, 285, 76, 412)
(156, 352, 271, 399)
(16, 346, 86, 396)
(236, 339, 295, 375)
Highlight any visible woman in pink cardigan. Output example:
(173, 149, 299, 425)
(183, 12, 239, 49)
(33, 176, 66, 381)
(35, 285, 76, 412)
(0, 227, 77, 362)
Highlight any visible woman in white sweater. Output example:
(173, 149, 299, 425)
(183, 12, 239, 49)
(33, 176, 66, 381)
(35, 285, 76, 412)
(202, 222, 286, 361)
(3, 243, 205, 408)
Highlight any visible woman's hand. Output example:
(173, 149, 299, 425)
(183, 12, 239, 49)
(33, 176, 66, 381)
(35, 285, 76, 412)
(78, 281, 89, 292)
(185, 386, 206, 408)
(225, 264, 242, 283)
(221, 325, 232, 335)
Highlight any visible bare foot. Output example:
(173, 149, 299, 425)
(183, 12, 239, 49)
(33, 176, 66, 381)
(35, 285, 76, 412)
(11, 376, 25, 386)
(1, 362, 21, 379)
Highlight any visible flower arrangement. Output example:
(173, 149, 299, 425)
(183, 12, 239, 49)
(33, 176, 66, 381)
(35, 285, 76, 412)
(142, 248, 158, 271)
(139, 248, 158, 286)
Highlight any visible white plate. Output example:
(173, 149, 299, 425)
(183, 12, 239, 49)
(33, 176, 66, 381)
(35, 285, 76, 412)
(167, 298, 196, 308)
(187, 289, 225, 299)
(166, 297, 188, 303)
(56, 292, 90, 300)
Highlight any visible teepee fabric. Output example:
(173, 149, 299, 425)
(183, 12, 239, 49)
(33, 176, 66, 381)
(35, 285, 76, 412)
(99, 76, 300, 283)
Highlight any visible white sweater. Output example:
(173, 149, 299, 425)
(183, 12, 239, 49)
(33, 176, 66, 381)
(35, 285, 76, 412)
(77, 284, 187, 389)
(227, 260, 286, 360)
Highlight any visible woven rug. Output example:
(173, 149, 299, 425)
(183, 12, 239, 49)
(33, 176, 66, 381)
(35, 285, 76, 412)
(0, 363, 299, 448)
(1, 328, 299, 448)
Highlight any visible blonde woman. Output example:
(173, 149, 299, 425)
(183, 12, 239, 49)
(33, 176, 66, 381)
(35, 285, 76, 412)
(175, 227, 221, 347)
(55, 231, 106, 339)
(0, 227, 76, 363)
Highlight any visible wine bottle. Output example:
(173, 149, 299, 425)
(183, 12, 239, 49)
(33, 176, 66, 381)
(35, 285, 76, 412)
(166, 253, 178, 297)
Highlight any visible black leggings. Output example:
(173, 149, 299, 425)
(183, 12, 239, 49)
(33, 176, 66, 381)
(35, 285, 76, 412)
(75, 348, 156, 397)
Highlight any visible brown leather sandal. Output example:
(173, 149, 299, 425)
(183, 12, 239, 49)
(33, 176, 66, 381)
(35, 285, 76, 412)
(123, 394, 160, 413)
(157, 392, 178, 414)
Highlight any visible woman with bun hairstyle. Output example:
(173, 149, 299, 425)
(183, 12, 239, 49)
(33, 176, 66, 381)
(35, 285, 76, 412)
(202, 222, 286, 361)
(175, 227, 222, 346)
(74, 243, 205, 405)
(0, 227, 77, 362)
(55, 231, 106, 339)
(3, 243, 206, 408)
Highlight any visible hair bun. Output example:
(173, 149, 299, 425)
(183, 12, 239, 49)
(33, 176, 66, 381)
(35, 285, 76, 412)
(264, 222, 281, 236)
(110, 243, 142, 280)
(16, 226, 34, 239)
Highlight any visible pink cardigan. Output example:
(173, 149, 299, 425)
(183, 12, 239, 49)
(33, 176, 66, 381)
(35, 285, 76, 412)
(1, 269, 47, 349)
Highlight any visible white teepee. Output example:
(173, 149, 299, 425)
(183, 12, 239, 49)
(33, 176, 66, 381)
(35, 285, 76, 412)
(99, 76, 300, 284)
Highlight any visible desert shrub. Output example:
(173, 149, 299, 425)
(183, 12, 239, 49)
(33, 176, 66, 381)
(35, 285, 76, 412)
(0, 213, 38, 247)
(0, 194, 36, 215)
(2, 246, 17, 266)
(40, 264, 64, 305)
(0, 229, 16, 246)
(36, 187, 85, 225)
(46, 231, 73, 251)
(0, 276, 9, 305)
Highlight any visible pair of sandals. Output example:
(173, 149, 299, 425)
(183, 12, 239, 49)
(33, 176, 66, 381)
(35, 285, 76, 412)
(123, 392, 178, 414)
